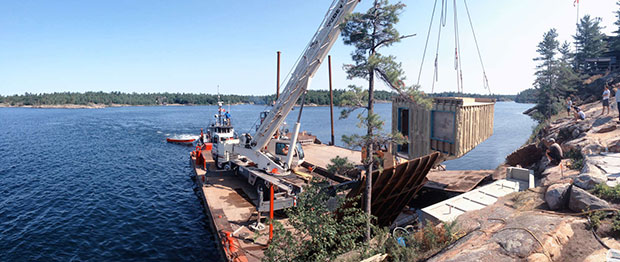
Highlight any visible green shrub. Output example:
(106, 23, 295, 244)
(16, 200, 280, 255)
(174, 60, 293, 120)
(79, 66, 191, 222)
(612, 212, 620, 234)
(587, 210, 606, 230)
(565, 148, 584, 170)
(326, 156, 358, 178)
(591, 184, 620, 202)
(263, 180, 371, 262)
(385, 220, 460, 262)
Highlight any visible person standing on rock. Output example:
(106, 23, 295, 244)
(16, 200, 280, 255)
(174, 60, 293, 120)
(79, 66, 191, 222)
(601, 85, 611, 116)
(615, 87, 620, 121)
(545, 138, 563, 166)
(566, 97, 573, 117)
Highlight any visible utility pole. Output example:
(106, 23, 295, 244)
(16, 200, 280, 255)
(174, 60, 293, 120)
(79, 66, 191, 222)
(328, 55, 335, 146)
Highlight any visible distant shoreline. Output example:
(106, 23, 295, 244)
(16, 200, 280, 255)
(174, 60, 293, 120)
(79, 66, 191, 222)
(0, 100, 524, 109)
(0, 101, 396, 109)
(0, 103, 186, 109)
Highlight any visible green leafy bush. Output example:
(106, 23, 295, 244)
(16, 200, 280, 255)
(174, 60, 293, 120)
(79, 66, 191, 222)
(565, 148, 584, 170)
(263, 180, 370, 262)
(384, 220, 460, 262)
(591, 184, 620, 202)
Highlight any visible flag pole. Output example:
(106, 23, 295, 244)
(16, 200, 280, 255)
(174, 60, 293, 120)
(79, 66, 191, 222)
(575, 0, 580, 27)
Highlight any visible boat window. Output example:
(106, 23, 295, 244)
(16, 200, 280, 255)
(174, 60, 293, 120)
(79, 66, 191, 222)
(296, 142, 304, 159)
(275, 143, 289, 156)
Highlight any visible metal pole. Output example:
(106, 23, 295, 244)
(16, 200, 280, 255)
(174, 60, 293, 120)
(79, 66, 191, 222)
(328, 55, 335, 146)
(269, 183, 274, 241)
(276, 51, 281, 100)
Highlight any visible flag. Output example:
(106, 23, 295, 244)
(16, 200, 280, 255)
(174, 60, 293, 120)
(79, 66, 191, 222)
(574, 0, 579, 7)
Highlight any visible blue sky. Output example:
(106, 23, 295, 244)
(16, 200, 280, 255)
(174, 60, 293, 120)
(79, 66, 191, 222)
(0, 0, 618, 96)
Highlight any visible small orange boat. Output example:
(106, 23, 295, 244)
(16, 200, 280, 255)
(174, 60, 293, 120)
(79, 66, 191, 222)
(166, 135, 198, 145)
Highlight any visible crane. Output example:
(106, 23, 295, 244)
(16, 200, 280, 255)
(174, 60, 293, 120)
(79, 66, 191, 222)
(234, 0, 359, 176)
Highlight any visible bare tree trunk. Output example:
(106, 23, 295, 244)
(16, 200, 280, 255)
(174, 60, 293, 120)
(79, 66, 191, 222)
(365, 0, 378, 242)
(365, 67, 374, 242)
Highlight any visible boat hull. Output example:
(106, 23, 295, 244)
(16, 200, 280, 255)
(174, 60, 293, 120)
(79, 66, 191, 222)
(166, 138, 196, 144)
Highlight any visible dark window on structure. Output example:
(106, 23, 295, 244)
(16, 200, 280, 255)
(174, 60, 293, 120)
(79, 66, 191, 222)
(276, 143, 288, 155)
(397, 108, 409, 153)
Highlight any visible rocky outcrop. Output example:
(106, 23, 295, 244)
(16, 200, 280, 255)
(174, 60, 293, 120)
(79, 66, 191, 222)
(505, 143, 543, 168)
(573, 172, 607, 190)
(431, 101, 620, 262)
(545, 183, 571, 210)
(427, 192, 581, 262)
(568, 186, 610, 212)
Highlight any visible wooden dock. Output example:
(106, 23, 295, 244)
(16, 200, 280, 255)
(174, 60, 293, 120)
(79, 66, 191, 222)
(188, 144, 492, 261)
(191, 149, 273, 262)
(301, 143, 362, 169)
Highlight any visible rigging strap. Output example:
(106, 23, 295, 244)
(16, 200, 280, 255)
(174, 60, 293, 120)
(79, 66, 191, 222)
(453, 0, 463, 93)
(463, 0, 491, 94)
(432, 0, 448, 93)
(416, 0, 439, 86)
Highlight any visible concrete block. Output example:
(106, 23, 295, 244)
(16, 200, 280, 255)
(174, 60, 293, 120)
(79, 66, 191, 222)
(507, 167, 535, 189)
(508, 167, 531, 181)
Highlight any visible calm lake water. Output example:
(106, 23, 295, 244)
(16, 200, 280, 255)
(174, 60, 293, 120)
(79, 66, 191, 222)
(0, 101, 534, 261)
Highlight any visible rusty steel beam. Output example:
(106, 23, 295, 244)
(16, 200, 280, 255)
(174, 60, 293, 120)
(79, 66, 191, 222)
(345, 152, 440, 227)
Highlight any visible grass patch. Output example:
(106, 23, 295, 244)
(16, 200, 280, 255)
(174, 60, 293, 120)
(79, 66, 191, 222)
(564, 148, 584, 170)
(384, 221, 460, 262)
(591, 184, 620, 202)
(587, 210, 606, 230)
(613, 213, 620, 234)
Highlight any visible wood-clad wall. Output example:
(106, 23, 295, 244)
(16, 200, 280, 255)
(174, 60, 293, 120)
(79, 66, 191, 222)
(392, 97, 430, 159)
(392, 97, 495, 160)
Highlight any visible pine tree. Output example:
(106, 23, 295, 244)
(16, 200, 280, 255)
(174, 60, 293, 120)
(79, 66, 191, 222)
(556, 41, 580, 98)
(533, 29, 560, 121)
(339, 0, 411, 242)
(611, 1, 620, 52)
(574, 15, 608, 71)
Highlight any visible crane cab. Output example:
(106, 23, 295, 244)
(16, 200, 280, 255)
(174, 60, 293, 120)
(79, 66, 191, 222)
(265, 139, 305, 169)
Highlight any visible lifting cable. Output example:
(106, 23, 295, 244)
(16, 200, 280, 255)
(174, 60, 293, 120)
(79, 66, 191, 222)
(416, 0, 439, 86)
(453, 0, 464, 93)
(463, 0, 491, 94)
(431, 0, 448, 93)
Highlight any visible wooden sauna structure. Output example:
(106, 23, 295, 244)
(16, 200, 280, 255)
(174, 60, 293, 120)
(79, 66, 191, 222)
(392, 97, 495, 160)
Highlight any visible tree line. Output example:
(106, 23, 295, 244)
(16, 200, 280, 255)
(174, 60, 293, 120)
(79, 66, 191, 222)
(0, 90, 516, 107)
(529, 3, 620, 121)
(0, 90, 392, 107)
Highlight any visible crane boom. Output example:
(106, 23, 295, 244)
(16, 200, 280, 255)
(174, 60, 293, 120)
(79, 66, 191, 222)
(252, 0, 359, 150)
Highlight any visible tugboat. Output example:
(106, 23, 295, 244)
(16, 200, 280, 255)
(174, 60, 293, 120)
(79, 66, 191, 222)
(204, 101, 240, 170)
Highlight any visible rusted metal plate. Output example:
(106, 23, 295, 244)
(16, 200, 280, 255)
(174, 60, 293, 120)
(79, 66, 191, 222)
(345, 152, 440, 227)
(424, 170, 493, 193)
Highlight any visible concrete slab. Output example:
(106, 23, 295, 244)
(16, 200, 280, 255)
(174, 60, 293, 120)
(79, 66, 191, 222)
(421, 178, 530, 223)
